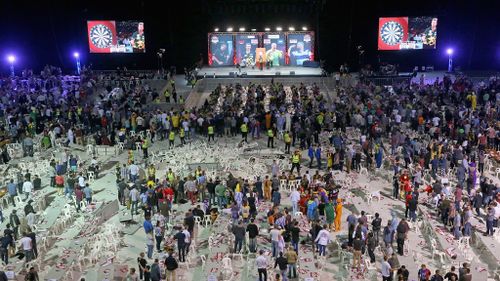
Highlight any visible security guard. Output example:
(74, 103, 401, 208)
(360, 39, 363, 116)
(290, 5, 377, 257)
(168, 130, 175, 148)
(284, 131, 291, 154)
(291, 150, 301, 174)
(241, 123, 248, 143)
(208, 124, 215, 142)
(142, 138, 149, 158)
(179, 128, 186, 145)
(267, 128, 274, 148)
(147, 164, 156, 181)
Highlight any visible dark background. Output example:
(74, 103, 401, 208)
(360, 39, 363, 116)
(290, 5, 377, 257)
(0, 0, 498, 74)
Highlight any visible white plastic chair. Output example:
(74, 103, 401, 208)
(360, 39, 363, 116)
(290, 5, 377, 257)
(458, 236, 470, 251)
(203, 214, 212, 227)
(87, 171, 95, 182)
(279, 179, 287, 191)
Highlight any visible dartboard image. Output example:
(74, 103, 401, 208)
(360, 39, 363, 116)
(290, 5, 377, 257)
(89, 24, 114, 48)
(380, 21, 404, 46)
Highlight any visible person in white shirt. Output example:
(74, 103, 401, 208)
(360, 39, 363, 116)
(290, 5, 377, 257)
(22, 180, 33, 200)
(19, 233, 33, 262)
(129, 162, 140, 182)
(255, 250, 268, 281)
(26, 212, 36, 229)
(314, 225, 331, 256)
(269, 225, 281, 258)
(290, 189, 301, 214)
(182, 228, 191, 255)
(380, 255, 392, 280)
(129, 187, 139, 215)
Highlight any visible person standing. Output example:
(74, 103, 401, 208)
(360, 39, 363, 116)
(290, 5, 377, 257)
(381, 255, 392, 281)
(430, 270, 443, 281)
(137, 252, 147, 280)
(173, 227, 186, 262)
(371, 212, 382, 244)
(241, 122, 248, 143)
(24, 267, 39, 281)
(130, 185, 139, 215)
(232, 220, 246, 253)
(315, 146, 322, 169)
(83, 184, 92, 205)
(19, 232, 33, 262)
(274, 252, 288, 281)
(246, 219, 259, 253)
(284, 131, 291, 154)
(270, 225, 281, 258)
(352, 234, 363, 269)
(267, 128, 274, 148)
(164, 250, 178, 281)
(9, 211, 20, 240)
(290, 188, 300, 215)
(290, 150, 301, 174)
(418, 264, 431, 281)
(314, 224, 331, 256)
(285, 246, 297, 279)
(334, 198, 343, 232)
(7, 180, 17, 207)
(396, 218, 409, 256)
(150, 259, 161, 281)
(207, 124, 215, 143)
(124, 268, 139, 281)
(367, 232, 377, 263)
(256, 250, 268, 281)
(146, 232, 154, 259)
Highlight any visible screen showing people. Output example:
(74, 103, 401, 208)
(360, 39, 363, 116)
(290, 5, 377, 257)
(87, 20, 145, 53)
(378, 16, 438, 50)
(235, 35, 259, 68)
(287, 33, 313, 66)
(263, 33, 286, 67)
(209, 34, 234, 66)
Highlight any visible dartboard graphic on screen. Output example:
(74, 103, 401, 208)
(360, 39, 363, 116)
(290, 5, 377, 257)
(87, 20, 146, 53)
(380, 21, 404, 46)
(377, 17, 408, 50)
(90, 24, 114, 48)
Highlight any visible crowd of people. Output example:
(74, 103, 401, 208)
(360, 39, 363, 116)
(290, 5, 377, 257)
(0, 63, 498, 281)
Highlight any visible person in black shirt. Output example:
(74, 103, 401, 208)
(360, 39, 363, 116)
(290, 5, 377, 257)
(206, 178, 216, 206)
(372, 213, 382, 244)
(274, 252, 288, 281)
(290, 221, 300, 253)
(246, 219, 259, 253)
(444, 266, 458, 281)
(173, 227, 186, 262)
(184, 211, 195, 236)
(164, 251, 178, 280)
(137, 252, 147, 280)
(193, 205, 205, 218)
(397, 265, 410, 281)
(247, 191, 257, 217)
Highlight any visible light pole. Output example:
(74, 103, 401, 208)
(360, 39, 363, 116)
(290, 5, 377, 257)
(73, 52, 81, 75)
(446, 48, 453, 72)
(7, 55, 15, 77)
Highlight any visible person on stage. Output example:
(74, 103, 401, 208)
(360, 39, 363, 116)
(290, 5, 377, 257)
(266, 43, 283, 67)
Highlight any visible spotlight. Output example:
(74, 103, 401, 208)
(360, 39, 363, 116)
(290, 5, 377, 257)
(276, 27, 282, 31)
(73, 52, 80, 58)
(446, 48, 453, 55)
(239, 27, 245, 32)
(7, 55, 15, 77)
(288, 27, 295, 31)
(7, 55, 15, 63)
(214, 28, 219, 32)
(251, 28, 256, 32)
(302, 26, 308, 31)
(227, 27, 233, 32)
(264, 27, 270, 32)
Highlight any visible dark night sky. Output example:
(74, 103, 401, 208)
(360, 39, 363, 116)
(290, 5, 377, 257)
(0, 0, 498, 74)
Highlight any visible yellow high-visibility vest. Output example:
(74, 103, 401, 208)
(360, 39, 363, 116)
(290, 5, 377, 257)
(241, 124, 248, 133)
(292, 154, 300, 163)
(169, 131, 175, 141)
(284, 133, 291, 143)
(179, 129, 185, 138)
(268, 129, 274, 138)
(208, 126, 214, 135)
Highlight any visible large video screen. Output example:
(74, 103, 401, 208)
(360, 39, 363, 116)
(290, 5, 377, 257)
(286, 32, 314, 66)
(87, 21, 145, 53)
(208, 34, 234, 66)
(263, 33, 286, 66)
(378, 17, 437, 50)
(235, 34, 259, 67)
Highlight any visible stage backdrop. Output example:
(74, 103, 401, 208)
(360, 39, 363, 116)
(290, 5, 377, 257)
(378, 16, 438, 50)
(235, 33, 260, 67)
(87, 20, 145, 53)
(286, 32, 315, 66)
(208, 33, 234, 66)
(263, 33, 286, 66)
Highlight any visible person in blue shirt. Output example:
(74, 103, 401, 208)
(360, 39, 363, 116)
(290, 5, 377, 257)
(272, 190, 281, 207)
(315, 146, 322, 170)
(173, 226, 186, 262)
(7, 180, 17, 207)
(308, 145, 315, 168)
(83, 184, 92, 205)
(143, 216, 153, 234)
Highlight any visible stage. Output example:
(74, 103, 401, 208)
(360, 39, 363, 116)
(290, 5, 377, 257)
(196, 65, 323, 78)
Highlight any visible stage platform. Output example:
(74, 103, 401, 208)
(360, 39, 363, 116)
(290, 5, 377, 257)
(196, 65, 323, 78)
